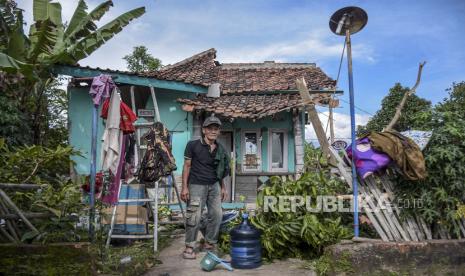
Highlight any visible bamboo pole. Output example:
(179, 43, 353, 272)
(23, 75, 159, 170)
(364, 177, 409, 241)
(0, 183, 47, 190)
(0, 199, 19, 241)
(0, 190, 39, 234)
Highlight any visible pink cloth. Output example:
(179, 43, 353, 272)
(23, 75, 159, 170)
(102, 135, 126, 205)
(89, 75, 115, 106)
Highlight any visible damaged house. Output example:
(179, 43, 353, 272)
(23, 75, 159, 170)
(58, 48, 341, 203)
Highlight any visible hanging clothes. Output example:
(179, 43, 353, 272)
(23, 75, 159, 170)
(89, 74, 115, 106)
(101, 99, 137, 134)
(137, 122, 177, 187)
(368, 131, 427, 181)
(101, 88, 123, 173)
(102, 135, 126, 205)
(122, 134, 136, 180)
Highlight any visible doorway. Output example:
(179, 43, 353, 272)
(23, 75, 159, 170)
(217, 131, 233, 202)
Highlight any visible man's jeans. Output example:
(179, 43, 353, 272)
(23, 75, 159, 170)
(185, 183, 222, 248)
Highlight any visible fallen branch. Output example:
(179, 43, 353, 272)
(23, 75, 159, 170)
(22, 160, 41, 184)
(384, 62, 426, 131)
(296, 77, 335, 165)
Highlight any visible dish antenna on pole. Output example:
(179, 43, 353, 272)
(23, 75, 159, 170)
(329, 6, 368, 35)
(329, 6, 367, 238)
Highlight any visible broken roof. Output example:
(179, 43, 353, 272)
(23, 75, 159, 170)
(146, 48, 336, 93)
(177, 93, 338, 119)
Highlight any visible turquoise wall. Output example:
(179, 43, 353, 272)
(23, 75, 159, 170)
(230, 112, 296, 173)
(70, 85, 298, 176)
(68, 87, 105, 175)
(68, 87, 194, 176)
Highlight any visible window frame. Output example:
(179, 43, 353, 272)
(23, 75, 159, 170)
(241, 129, 262, 172)
(268, 128, 288, 172)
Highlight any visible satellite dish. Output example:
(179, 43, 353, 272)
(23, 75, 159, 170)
(329, 6, 368, 35)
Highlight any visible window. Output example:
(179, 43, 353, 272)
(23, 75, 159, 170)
(268, 129, 288, 172)
(241, 130, 261, 172)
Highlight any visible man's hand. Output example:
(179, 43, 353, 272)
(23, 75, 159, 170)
(221, 185, 228, 201)
(181, 186, 189, 202)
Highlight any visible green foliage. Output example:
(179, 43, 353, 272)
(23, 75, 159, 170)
(123, 45, 162, 73)
(0, 139, 85, 243)
(251, 173, 352, 260)
(304, 251, 354, 276)
(359, 83, 432, 134)
(217, 215, 242, 254)
(1, 0, 146, 69)
(303, 143, 329, 173)
(394, 82, 465, 237)
(0, 138, 77, 185)
(0, 0, 146, 145)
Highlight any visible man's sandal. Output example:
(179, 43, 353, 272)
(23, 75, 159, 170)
(182, 247, 196, 259)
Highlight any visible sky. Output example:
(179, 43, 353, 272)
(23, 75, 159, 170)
(17, 0, 465, 143)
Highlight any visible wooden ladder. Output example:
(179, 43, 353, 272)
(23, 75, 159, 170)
(105, 86, 185, 253)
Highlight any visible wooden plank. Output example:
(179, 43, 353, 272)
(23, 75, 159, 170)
(149, 86, 161, 122)
(0, 201, 19, 241)
(362, 185, 399, 241)
(0, 190, 39, 234)
(358, 185, 394, 241)
(364, 177, 411, 241)
(359, 199, 390, 241)
(0, 226, 16, 243)
(377, 176, 418, 240)
(0, 212, 52, 220)
(437, 225, 449, 239)
(328, 147, 353, 189)
(0, 183, 47, 190)
(418, 217, 433, 240)
(296, 77, 334, 165)
(452, 219, 465, 238)
(111, 234, 153, 239)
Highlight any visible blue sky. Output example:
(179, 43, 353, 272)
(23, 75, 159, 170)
(18, 0, 465, 140)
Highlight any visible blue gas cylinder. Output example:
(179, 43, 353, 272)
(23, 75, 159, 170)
(230, 213, 262, 269)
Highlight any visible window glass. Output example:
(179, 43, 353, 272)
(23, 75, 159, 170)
(271, 132, 284, 169)
(243, 132, 260, 171)
(245, 133, 257, 154)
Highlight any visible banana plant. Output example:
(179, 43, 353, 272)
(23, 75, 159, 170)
(0, 0, 145, 144)
(0, 0, 146, 76)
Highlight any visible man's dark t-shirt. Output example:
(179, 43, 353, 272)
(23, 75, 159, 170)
(184, 138, 219, 185)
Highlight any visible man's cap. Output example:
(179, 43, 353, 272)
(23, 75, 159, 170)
(203, 115, 222, 127)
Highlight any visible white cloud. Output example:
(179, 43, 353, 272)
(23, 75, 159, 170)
(219, 30, 375, 64)
(305, 112, 371, 146)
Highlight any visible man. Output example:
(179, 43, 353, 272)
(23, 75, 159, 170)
(181, 115, 230, 259)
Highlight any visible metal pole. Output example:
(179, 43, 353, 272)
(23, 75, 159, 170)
(346, 29, 359, 237)
(89, 104, 98, 242)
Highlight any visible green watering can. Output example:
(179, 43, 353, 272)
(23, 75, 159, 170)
(200, 251, 233, 272)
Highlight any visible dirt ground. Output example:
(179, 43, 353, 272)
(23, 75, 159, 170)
(145, 234, 316, 276)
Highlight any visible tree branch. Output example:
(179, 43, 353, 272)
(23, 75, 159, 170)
(384, 62, 426, 131)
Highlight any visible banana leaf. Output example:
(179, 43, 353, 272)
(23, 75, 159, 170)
(0, 52, 34, 78)
(69, 6, 145, 61)
(33, 0, 62, 26)
(64, 0, 112, 42)
(28, 18, 57, 63)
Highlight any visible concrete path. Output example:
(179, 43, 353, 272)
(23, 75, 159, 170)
(145, 234, 315, 276)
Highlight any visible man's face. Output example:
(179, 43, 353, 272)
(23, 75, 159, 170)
(202, 124, 220, 141)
